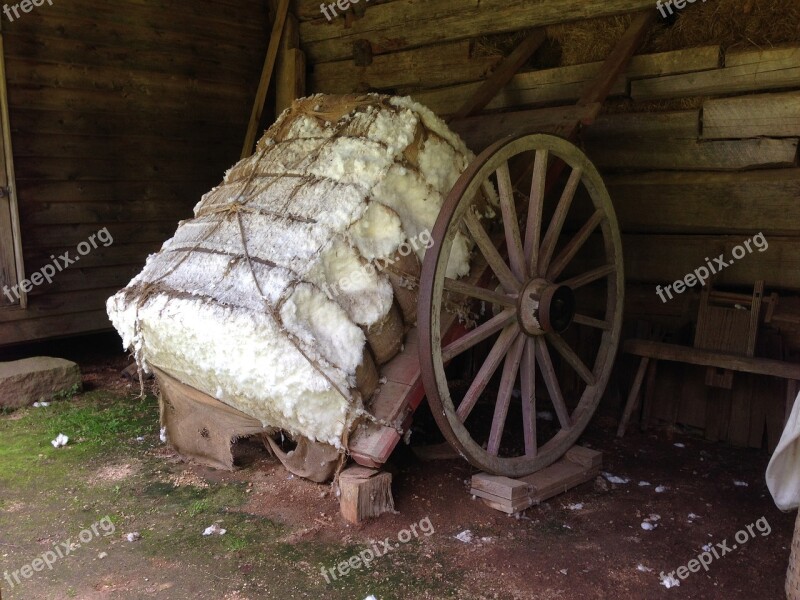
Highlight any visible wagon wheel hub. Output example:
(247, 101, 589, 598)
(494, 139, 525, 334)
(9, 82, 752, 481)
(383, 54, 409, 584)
(517, 279, 575, 336)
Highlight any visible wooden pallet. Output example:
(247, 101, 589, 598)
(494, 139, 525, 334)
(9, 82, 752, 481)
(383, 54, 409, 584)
(470, 446, 602, 514)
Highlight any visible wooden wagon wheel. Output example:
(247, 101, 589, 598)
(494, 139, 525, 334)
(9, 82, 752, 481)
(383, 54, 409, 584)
(418, 133, 624, 478)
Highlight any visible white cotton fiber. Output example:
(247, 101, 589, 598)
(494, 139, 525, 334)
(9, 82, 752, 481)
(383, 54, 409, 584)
(107, 94, 476, 447)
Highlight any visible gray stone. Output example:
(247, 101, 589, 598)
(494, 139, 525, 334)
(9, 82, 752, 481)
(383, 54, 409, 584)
(0, 357, 82, 408)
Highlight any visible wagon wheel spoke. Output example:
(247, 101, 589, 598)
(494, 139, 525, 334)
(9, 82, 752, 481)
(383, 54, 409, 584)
(546, 208, 605, 281)
(442, 308, 516, 363)
(496, 162, 526, 280)
(561, 264, 615, 289)
(487, 334, 526, 455)
(546, 331, 596, 386)
(537, 167, 583, 277)
(456, 323, 520, 422)
(573, 314, 611, 330)
(465, 212, 520, 293)
(520, 338, 537, 456)
(443, 278, 517, 308)
(534, 337, 572, 430)
(524, 149, 548, 276)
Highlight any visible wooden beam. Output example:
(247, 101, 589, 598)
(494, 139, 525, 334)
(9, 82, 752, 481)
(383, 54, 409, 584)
(603, 169, 800, 236)
(299, 0, 655, 63)
(624, 339, 800, 381)
(449, 29, 546, 122)
(242, 0, 290, 159)
(570, 234, 800, 290)
(703, 91, 800, 139)
(276, 13, 306, 117)
(311, 40, 500, 95)
(584, 136, 798, 171)
(632, 45, 800, 101)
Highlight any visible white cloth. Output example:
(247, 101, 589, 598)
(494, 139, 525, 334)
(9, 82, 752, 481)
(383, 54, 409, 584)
(767, 390, 800, 511)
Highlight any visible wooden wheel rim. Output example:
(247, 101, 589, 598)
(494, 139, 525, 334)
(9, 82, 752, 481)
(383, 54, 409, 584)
(419, 133, 624, 477)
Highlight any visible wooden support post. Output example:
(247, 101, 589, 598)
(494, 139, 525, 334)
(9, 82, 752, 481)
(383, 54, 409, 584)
(338, 466, 395, 524)
(617, 356, 650, 437)
(241, 0, 290, 159)
(275, 12, 306, 118)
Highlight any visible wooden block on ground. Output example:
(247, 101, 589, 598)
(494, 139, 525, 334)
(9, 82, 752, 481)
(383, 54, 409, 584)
(470, 447, 601, 514)
(338, 466, 395, 524)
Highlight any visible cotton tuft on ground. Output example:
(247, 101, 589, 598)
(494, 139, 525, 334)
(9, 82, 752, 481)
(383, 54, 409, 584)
(108, 94, 479, 450)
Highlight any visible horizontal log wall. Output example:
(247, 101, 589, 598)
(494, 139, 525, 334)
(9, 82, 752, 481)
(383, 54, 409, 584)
(0, 0, 269, 345)
(304, 12, 800, 323)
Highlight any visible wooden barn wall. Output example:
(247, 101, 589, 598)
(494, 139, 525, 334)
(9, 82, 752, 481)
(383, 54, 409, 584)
(299, 0, 800, 327)
(0, 0, 269, 346)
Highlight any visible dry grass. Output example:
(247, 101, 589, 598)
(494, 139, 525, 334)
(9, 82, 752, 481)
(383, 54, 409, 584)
(478, 0, 800, 66)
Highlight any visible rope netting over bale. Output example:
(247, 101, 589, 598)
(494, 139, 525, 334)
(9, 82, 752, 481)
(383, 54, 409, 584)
(108, 94, 485, 449)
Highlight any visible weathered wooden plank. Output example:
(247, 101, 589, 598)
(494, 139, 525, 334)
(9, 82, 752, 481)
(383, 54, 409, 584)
(0, 309, 112, 345)
(471, 473, 532, 501)
(632, 45, 800, 101)
(603, 169, 800, 235)
(618, 234, 800, 289)
(20, 200, 192, 226)
(16, 180, 208, 205)
(412, 46, 719, 118)
(300, 0, 655, 63)
(703, 91, 800, 139)
(585, 137, 798, 171)
(292, 0, 397, 21)
(311, 40, 499, 94)
(584, 109, 700, 139)
(0, 288, 120, 323)
(22, 222, 177, 248)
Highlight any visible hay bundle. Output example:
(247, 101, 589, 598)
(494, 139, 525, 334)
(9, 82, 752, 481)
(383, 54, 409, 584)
(107, 94, 476, 449)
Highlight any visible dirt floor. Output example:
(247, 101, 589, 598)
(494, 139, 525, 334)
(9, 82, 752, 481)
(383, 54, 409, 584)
(0, 334, 794, 599)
